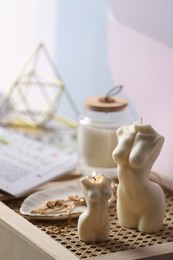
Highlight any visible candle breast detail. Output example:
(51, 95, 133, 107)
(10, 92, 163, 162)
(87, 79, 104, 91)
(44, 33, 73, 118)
(77, 173, 112, 242)
(112, 121, 165, 233)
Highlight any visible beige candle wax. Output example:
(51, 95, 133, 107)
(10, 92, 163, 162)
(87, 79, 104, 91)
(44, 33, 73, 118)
(77, 172, 112, 242)
(78, 122, 118, 168)
(112, 121, 165, 233)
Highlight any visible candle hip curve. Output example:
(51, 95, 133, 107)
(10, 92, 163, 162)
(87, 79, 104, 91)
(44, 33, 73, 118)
(77, 173, 112, 242)
(112, 121, 166, 233)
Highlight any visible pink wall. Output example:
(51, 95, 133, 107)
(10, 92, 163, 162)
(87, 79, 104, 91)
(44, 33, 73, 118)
(108, 13, 173, 177)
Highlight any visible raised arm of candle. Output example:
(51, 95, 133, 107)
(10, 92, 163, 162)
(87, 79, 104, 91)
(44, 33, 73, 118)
(129, 131, 165, 169)
(80, 176, 92, 189)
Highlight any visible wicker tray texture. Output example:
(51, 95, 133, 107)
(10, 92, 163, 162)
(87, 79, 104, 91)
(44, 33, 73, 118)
(5, 184, 173, 259)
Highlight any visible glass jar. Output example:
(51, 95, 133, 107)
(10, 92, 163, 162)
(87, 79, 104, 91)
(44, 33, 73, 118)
(77, 94, 132, 171)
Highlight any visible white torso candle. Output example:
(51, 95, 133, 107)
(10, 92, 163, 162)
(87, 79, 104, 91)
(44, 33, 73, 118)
(77, 173, 112, 242)
(112, 121, 165, 233)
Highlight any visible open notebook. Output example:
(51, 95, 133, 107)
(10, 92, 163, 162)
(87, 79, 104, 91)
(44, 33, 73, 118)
(0, 127, 77, 197)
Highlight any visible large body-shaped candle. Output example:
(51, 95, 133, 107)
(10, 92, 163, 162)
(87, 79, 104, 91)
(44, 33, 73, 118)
(77, 173, 112, 242)
(112, 121, 165, 233)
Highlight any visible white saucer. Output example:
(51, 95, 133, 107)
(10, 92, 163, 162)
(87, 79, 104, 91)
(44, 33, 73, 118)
(20, 181, 86, 220)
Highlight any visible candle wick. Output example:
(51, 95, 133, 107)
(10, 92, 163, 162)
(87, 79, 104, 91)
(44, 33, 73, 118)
(93, 177, 96, 181)
(140, 117, 143, 124)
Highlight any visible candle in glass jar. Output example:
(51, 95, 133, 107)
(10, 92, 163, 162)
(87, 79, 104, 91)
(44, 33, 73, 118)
(77, 172, 112, 242)
(112, 121, 165, 233)
(77, 94, 131, 169)
(78, 122, 118, 168)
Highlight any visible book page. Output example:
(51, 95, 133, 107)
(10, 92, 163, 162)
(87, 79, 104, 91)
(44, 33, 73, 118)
(0, 127, 77, 197)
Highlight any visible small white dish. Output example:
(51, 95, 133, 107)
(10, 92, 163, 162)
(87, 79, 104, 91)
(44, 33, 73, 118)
(20, 182, 86, 220)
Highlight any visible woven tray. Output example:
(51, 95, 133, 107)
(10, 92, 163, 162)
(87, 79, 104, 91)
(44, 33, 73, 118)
(4, 183, 173, 259)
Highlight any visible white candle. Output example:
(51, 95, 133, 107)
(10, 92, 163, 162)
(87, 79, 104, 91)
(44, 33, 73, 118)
(78, 123, 118, 168)
(77, 172, 112, 242)
(112, 121, 165, 233)
(77, 94, 131, 169)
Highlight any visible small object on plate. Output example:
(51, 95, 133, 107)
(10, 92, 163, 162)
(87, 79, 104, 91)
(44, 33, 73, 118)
(20, 182, 86, 220)
(31, 195, 85, 215)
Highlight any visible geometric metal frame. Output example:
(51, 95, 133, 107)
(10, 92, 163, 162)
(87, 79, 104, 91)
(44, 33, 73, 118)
(0, 43, 79, 127)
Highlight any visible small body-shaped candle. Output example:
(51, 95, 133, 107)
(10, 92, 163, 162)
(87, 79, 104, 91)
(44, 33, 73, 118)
(112, 121, 165, 233)
(77, 173, 112, 242)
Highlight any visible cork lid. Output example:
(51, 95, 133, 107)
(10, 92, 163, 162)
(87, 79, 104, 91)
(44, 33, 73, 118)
(84, 86, 128, 112)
